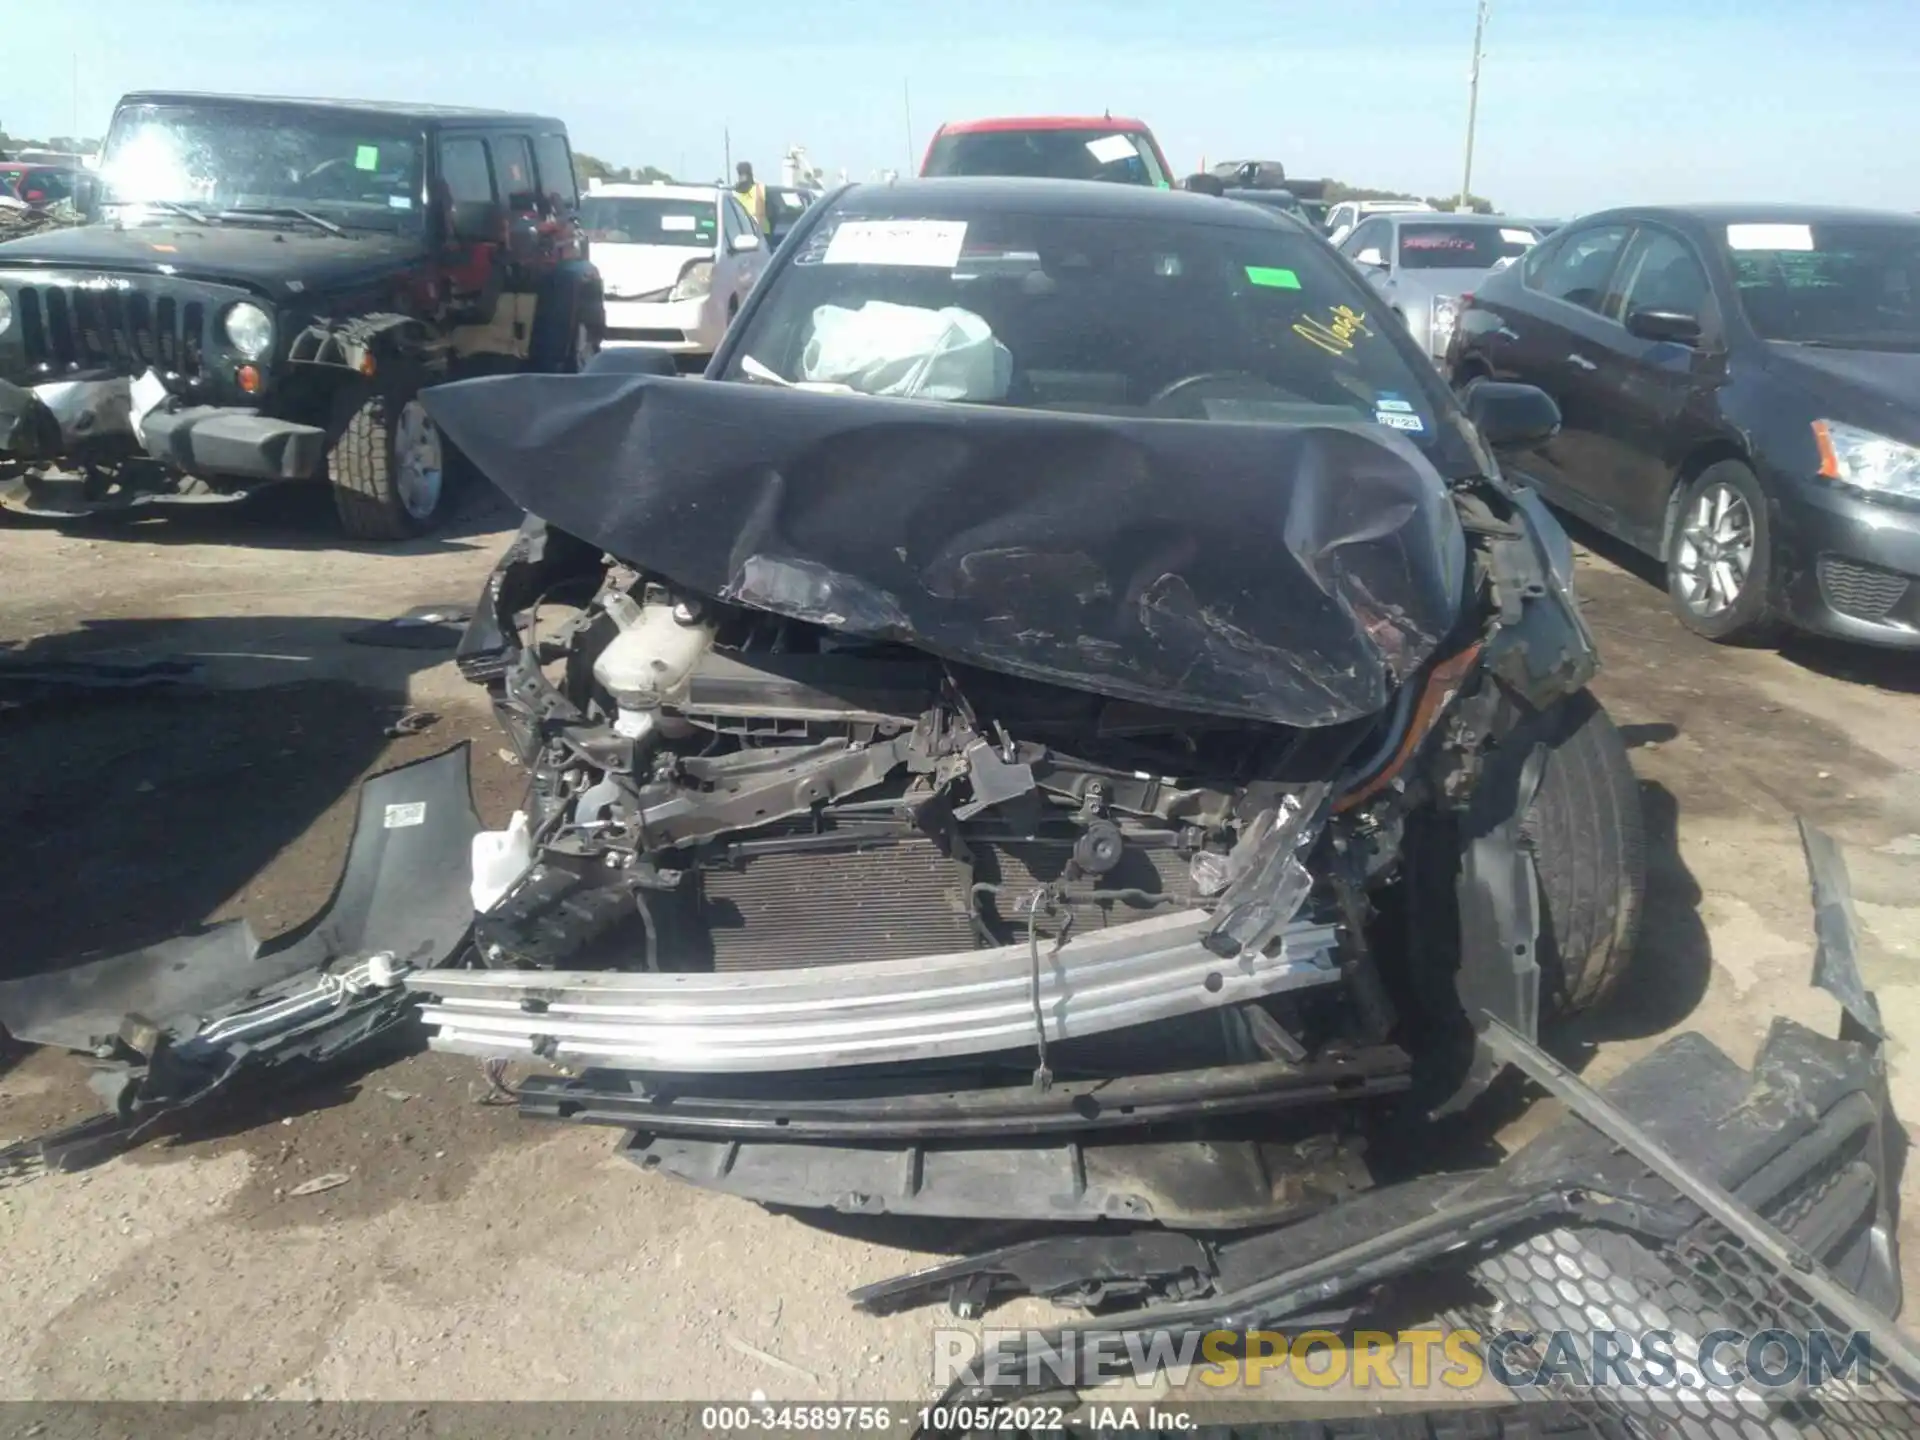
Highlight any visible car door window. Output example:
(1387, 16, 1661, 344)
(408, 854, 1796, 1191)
(491, 134, 537, 213)
(532, 133, 578, 212)
(1528, 223, 1632, 313)
(1344, 219, 1388, 264)
(439, 136, 494, 205)
(1611, 227, 1713, 323)
(721, 199, 742, 246)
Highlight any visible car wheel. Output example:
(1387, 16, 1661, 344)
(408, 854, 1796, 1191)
(1664, 460, 1783, 644)
(1400, 688, 1645, 1031)
(329, 389, 451, 541)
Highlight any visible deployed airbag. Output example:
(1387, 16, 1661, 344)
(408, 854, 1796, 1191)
(422, 374, 1467, 727)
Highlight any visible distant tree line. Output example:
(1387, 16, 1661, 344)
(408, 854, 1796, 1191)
(572, 153, 675, 189)
(0, 130, 101, 158)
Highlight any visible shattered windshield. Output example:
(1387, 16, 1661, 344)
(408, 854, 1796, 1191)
(1725, 221, 1920, 351)
(724, 205, 1461, 456)
(96, 103, 426, 232)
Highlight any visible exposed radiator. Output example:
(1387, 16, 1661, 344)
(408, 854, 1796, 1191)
(701, 838, 976, 969)
(698, 833, 1195, 970)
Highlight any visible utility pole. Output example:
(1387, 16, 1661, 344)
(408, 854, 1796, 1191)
(903, 80, 914, 171)
(1459, 0, 1490, 212)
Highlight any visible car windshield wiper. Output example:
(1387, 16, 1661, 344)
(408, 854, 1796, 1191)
(739, 355, 855, 393)
(218, 205, 346, 237)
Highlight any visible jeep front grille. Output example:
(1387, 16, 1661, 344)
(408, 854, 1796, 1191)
(15, 285, 208, 378)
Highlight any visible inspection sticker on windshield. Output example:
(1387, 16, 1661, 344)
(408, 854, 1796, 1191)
(383, 802, 427, 829)
(1376, 410, 1425, 432)
(354, 145, 379, 172)
(659, 214, 698, 232)
(1500, 228, 1535, 244)
(1727, 223, 1813, 251)
(1374, 394, 1414, 413)
(824, 219, 968, 268)
(1085, 135, 1138, 165)
(1245, 266, 1301, 289)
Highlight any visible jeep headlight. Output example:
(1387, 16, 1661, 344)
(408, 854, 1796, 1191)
(1813, 420, 1920, 503)
(222, 301, 274, 360)
(0, 290, 12, 337)
(1429, 295, 1460, 357)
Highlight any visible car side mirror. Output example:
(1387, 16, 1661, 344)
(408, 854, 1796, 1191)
(730, 231, 762, 254)
(1354, 248, 1387, 269)
(1625, 307, 1703, 346)
(449, 200, 503, 245)
(1462, 378, 1562, 449)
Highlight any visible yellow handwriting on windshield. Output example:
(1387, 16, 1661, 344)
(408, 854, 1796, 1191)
(1293, 305, 1371, 356)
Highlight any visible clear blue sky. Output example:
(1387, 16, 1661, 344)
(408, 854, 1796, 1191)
(8, 0, 1918, 217)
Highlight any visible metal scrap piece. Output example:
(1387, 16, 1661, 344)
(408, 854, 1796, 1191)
(1801, 817, 1886, 1042)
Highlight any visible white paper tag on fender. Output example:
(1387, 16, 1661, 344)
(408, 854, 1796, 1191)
(384, 802, 427, 829)
(824, 219, 968, 268)
(128, 368, 169, 445)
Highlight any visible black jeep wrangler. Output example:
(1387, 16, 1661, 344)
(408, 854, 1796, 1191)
(0, 92, 605, 539)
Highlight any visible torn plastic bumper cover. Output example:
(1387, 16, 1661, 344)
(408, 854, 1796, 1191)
(863, 823, 1917, 1423)
(0, 745, 479, 1170)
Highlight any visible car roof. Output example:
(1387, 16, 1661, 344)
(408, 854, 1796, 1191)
(587, 183, 719, 203)
(936, 115, 1153, 136)
(1574, 202, 1920, 232)
(829, 176, 1303, 229)
(115, 91, 564, 128)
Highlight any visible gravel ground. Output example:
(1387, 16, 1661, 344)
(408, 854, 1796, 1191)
(2, 487, 1917, 1409)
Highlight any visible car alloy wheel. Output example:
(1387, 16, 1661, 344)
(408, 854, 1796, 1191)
(393, 398, 445, 522)
(1671, 481, 1755, 618)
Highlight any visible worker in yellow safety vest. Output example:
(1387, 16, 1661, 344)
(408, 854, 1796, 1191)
(733, 161, 768, 231)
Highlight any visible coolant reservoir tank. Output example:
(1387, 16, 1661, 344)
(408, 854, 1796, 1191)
(592, 592, 715, 717)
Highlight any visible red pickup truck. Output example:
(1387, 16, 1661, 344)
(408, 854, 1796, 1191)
(919, 115, 1173, 187)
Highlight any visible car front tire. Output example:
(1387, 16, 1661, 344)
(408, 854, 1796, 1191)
(1664, 459, 1784, 645)
(329, 388, 453, 541)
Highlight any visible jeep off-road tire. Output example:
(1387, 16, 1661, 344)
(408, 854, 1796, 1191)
(1482, 687, 1647, 1020)
(329, 389, 451, 541)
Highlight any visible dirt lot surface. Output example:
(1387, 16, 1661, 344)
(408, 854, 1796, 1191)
(2, 488, 1918, 1406)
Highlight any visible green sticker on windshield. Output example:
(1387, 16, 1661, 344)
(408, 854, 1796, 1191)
(1246, 266, 1301, 289)
(354, 145, 379, 171)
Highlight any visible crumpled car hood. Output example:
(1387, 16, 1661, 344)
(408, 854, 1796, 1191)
(424, 374, 1467, 728)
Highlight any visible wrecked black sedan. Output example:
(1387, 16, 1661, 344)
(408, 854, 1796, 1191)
(413, 178, 1638, 1214)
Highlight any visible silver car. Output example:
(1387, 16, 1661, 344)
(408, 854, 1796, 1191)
(1336, 212, 1543, 364)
